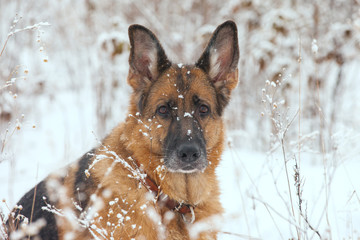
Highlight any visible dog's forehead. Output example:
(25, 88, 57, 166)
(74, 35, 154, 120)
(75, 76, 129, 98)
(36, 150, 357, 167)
(150, 65, 216, 104)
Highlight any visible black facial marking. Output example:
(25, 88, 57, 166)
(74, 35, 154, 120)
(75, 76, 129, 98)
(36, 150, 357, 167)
(215, 87, 230, 116)
(193, 95, 200, 105)
(137, 93, 146, 114)
(176, 70, 185, 92)
(162, 107, 207, 172)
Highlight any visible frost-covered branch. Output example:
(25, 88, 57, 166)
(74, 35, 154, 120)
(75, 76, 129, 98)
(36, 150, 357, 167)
(0, 14, 50, 58)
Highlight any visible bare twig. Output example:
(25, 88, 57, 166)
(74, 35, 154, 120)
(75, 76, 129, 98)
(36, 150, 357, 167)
(0, 207, 9, 240)
(280, 137, 298, 237)
(0, 18, 50, 58)
(297, 35, 302, 239)
(219, 231, 262, 240)
(28, 161, 40, 240)
(294, 158, 322, 239)
(252, 196, 306, 234)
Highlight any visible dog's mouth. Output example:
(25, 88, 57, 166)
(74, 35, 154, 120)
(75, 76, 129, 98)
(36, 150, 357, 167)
(176, 164, 207, 173)
(166, 161, 208, 173)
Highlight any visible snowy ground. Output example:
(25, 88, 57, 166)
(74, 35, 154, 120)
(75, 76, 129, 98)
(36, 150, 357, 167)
(218, 148, 360, 239)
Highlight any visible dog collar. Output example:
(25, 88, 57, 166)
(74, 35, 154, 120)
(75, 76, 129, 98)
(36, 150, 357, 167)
(131, 159, 196, 223)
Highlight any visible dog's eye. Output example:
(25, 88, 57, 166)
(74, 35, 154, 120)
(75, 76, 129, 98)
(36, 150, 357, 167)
(199, 104, 210, 116)
(157, 105, 169, 116)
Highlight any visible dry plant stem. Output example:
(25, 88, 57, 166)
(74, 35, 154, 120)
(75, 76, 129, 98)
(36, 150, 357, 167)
(28, 162, 40, 240)
(0, 211, 8, 239)
(1, 127, 17, 155)
(280, 138, 298, 238)
(269, 167, 293, 218)
(0, 130, 9, 154)
(0, 65, 22, 91)
(28, 185, 37, 240)
(252, 196, 306, 235)
(227, 145, 251, 235)
(294, 159, 322, 239)
(263, 201, 284, 240)
(297, 35, 302, 239)
(1, 20, 50, 58)
(0, 36, 10, 57)
(315, 40, 331, 237)
(219, 231, 262, 240)
(300, 212, 321, 239)
(275, 110, 299, 238)
(319, 114, 331, 235)
(228, 145, 283, 238)
(0, 15, 21, 58)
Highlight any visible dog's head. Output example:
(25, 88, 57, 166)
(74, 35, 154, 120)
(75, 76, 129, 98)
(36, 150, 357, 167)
(126, 21, 239, 174)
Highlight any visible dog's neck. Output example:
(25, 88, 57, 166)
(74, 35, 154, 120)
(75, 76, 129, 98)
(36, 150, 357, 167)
(130, 158, 196, 222)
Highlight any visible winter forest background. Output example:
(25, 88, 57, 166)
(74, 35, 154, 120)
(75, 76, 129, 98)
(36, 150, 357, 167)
(1, 0, 360, 239)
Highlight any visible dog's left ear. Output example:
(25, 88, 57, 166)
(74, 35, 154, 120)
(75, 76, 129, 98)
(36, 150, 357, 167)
(128, 24, 171, 90)
(196, 21, 239, 114)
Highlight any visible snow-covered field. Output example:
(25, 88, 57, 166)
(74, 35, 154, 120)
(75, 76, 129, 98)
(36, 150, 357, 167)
(1, 0, 360, 239)
(218, 149, 360, 239)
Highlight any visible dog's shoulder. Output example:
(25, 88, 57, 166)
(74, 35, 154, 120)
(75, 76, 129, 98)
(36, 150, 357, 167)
(7, 149, 97, 239)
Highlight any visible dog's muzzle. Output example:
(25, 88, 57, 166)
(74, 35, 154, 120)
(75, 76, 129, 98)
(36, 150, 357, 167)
(165, 141, 207, 173)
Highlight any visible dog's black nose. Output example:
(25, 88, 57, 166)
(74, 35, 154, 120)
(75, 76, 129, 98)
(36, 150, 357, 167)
(177, 144, 201, 163)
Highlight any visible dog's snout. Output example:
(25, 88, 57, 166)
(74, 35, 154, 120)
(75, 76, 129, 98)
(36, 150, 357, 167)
(177, 144, 201, 163)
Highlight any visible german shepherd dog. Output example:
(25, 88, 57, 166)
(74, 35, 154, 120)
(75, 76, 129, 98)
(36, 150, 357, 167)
(7, 20, 239, 240)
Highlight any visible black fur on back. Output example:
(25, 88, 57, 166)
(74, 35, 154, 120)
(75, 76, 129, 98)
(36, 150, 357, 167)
(6, 149, 96, 240)
(7, 179, 61, 240)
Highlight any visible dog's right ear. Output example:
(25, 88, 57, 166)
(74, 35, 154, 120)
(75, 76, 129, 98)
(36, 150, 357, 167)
(128, 25, 171, 90)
